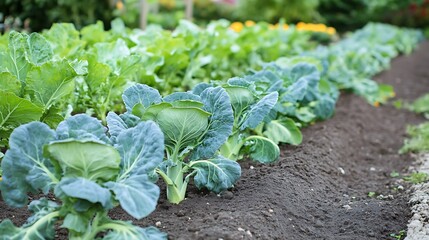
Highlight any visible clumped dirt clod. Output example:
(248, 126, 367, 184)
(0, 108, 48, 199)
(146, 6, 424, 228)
(1, 42, 429, 240)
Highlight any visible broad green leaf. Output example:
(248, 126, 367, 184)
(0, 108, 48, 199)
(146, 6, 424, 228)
(224, 86, 255, 117)
(132, 102, 173, 121)
(102, 222, 167, 240)
(56, 114, 110, 143)
(115, 121, 164, 178)
(123, 84, 162, 112)
(0, 199, 58, 240)
(27, 33, 53, 65)
(56, 177, 112, 208)
(43, 23, 85, 58)
(190, 156, 241, 193)
(45, 140, 120, 181)
(295, 107, 316, 123)
(0, 122, 56, 207)
(61, 213, 90, 233)
(1, 31, 29, 83)
(263, 118, 302, 145)
(163, 92, 201, 103)
(105, 175, 159, 219)
(156, 107, 210, 151)
(84, 54, 112, 91)
(0, 91, 43, 129)
(0, 72, 21, 95)
(40, 107, 64, 128)
(106, 112, 140, 143)
(410, 93, 429, 114)
(81, 21, 109, 46)
(170, 100, 204, 108)
(94, 39, 130, 67)
(244, 136, 280, 163)
(191, 87, 234, 160)
(241, 92, 278, 130)
(26, 59, 77, 108)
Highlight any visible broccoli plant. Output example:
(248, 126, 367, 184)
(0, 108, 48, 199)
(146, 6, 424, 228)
(107, 84, 241, 204)
(0, 114, 166, 239)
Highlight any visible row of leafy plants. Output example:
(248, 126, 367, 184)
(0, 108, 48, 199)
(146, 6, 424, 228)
(0, 19, 332, 148)
(0, 21, 423, 239)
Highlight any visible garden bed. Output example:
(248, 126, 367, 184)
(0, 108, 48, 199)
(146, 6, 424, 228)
(1, 41, 428, 240)
(134, 41, 428, 239)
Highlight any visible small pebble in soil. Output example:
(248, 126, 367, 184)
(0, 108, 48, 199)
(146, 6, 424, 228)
(221, 191, 234, 200)
(338, 167, 345, 175)
(238, 227, 245, 232)
(343, 204, 352, 210)
(246, 230, 252, 237)
(370, 167, 376, 171)
(397, 185, 404, 191)
(176, 210, 185, 217)
(268, 208, 274, 213)
(155, 221, 161, 227)
(250, 166, 254, 169)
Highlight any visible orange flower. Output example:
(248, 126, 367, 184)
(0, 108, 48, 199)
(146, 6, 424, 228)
(373, 101, 380, 107)
(245, 20, 255, 27)
(283, 24, 289, 30)
(230, 22, 244, 32)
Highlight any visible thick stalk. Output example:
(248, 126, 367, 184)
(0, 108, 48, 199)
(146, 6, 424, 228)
(219, 132, 244, 161)
(166, 146, 187, 204)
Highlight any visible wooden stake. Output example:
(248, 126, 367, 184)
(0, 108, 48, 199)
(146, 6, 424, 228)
(185, 0, 193, 21)
(140, 0, 149, 30)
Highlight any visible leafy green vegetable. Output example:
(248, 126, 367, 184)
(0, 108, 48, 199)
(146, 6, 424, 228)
(0, 114, 166, 239)
(400, 122, 429, 154)
(113, 84, 241, 204)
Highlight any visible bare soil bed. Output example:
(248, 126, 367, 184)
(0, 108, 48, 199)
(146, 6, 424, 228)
(1, 41, 429, 240)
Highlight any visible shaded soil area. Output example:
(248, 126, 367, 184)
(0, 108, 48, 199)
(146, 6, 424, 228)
(1, 42, 429, 240)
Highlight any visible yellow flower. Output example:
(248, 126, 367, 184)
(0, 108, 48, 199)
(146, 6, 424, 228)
(283, 24, 289, 30)
(373, 101, 380, 107)
(326, 27, 336, 35)
(268, 24, 276, 30)
(230, 22, 244, 32)
(245, 20, 255, 27)
(116, 0, 124, 10)
(296, 22, 306, 30)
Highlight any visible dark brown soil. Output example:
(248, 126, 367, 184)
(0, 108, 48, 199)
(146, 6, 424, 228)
(1, 41, 429, 240)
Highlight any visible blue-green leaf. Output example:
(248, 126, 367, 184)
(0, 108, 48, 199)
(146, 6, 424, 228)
(190, 87, 234, 160)
(190, 156, 241, 193)
(105, 175, 159, 219)
(244, 136, 280, 163)
(123, 84, 162, 112)
(115, 121, 164, 178)
(163, 92, 201, 102)
(240, 92, 278, 130)
(56, 114, 110, 143)
(0, 122, 56, 207)
(55, 177, 112, 208)
(263, 118, 302, 145)
(106, 112, 140, 143)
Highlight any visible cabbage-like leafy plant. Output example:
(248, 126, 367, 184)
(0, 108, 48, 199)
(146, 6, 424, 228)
(193, 80, 280, 164)
(0, 114, 166, 239)
(107, 84, 241, 204)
